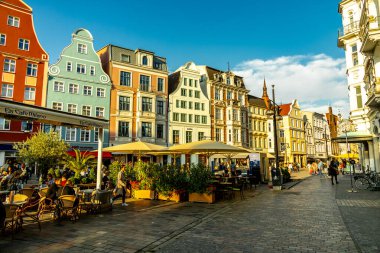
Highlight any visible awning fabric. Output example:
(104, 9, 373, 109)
(232, 153, 249, 159)
(67, 151, 113, 158)
(332, 131, 374, 143)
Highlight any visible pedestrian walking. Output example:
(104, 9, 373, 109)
(328, 159, 339, 185)
(318, 160, 324, 177)
(112, 164, 128, 207)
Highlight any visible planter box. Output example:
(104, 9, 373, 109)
(133, 190, 155, 200)
(273, 186, 282, 191)
(158, 192, 181, 202)
(189, 192, 215, 204)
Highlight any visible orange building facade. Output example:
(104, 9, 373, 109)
(98, 45, 168, 146)
(0, 0, 49, 161)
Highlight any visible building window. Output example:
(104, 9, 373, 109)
(268, 123, 272, 132)
(176, 100, 180, 108)
(82, 105, 91, 116)
(69, 83, 79, 94)
(66, 62, 72, 72)
(52, 102, 63, 111)
(1, 84, 13, 98)
(181, 113, 186, 122)
(215, 89, 220, 100)
(227, 91, 232, 100)
(18, 39, 29, 50)
(8, 16, 20, 27)
(194, 80, 198, 88)
(142, 97, 152, 112)
(77, 64, 86, 74)
(189, 79, 193, 87)
(352, 44, 358, 66)
(188, 114, 193, 123)
(195, 102, 200, 110)
(21, 121, 32, 132)
(94, 128, 100, 142)
(184, 78, 187, 86)
(120, 71, 131, 86)
(80, 129, 90, 142)
(157, 101, 164, 115)
(186, 131, 192, 143)
(24, 87, 35, 100)
(154, 62, 162, 69)
(188, 102, 193, 109)
(90, 66, 95, 76)
(216, 108, 222, 120)
(189, 90, 193, 97)
(181, 88, 187, 96)
(157, 124, 164, 139)
(0, 34, 6, 46)
(202, 116, 207, 124)
(234, 129, 239, 142)
(173, 130, 180, 144)
(121, 54, 130, 62)
(54, 81, 64, 92)
(180, 101, 186, 109)
(195, 115, 200, 123)
(97, 88, 105, 97)
(0, 118, 10, 130)
(67, 104, 77, 114)
(26, 63, 37, 77)
(3, 59, 16, 73)
(118, 121, 129, 137)
(198, 132, 204, 141)
(119, 96, 130, 111)
(227, 77, 231, 85)
(269, 138, 272, 148)
(142, 122, 152, 137)
(77, 43, 87, 54)
(142, 56, 148, 66)
(83, 86, 93, 96)
(173, 113, 179, 121)
(158, 78, 164, 92)
(140, 75, 150, 91)
(356, 86, 363, 108)
(201, 103, 205, 111)
(194, 91, 200, 98)
(216, 128, 221, 141)
(95, 107, 105, 118)
(65, 128, 76, 141)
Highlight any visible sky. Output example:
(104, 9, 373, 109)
(27, 0, 348, 116)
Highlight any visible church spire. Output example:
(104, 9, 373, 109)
(262, 78, 270, 109)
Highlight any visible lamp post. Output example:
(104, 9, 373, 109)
(266, 85, 282, 189)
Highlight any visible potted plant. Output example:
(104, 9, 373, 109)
(132, 161, 158, 200)
(188, 164, 215, 203)
(65, 149, 95, 185)
(156, 165, 188, 202)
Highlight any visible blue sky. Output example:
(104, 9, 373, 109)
(28, 0, 348, 116)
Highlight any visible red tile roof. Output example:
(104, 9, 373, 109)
(279, 103, 291, 116)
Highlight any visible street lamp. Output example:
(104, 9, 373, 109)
(266, 85, 283, 188)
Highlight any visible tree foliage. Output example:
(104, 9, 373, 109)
(14, 130, 69, 174)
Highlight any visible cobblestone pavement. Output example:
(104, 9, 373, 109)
(1, 174, 379, 253)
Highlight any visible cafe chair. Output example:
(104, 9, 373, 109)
(2, 204, 21, 238)
(58, 195, 79, 222)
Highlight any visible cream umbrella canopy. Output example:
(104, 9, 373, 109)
(102, 141, 168, 160)
(168, 140, 249, 167)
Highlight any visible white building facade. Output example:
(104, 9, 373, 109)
(168, 62, 211, 165)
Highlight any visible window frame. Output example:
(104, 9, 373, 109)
(83, 85, 93, 96)
(82, 105, 91, 116)
(80, 129, 91, 142)
(67, 103, 78, 114)
(95, 107, 105, 118)
(120, 71, 131, 86)
(26, 63, 38, 77)
(97, 87, 105, 97)
(24, 87, 36, 101)
(1, 84, 14, 98)
(0, 34, 6, 46)
(65, 127, 77, 142)
(7, 16, 20, 27)
(52, 102, 63, 111)
(18, 38, 29, 51)
(68, 83, 79, 94)
(119, 96, 131, 111)
(142, 122, 152, 137)
(0, 117, 10, 130)
(76, 63, 86, 74)
(66, 61, 72, 72)
(3, 58, 16, 73)
(157, 77, 164, 92)
(53, 81, 64, 92)
(118, 121, 130, 137)
(77, 43, 88, 54)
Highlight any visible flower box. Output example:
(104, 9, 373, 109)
(133, 189, 155, 200)
(158, 191, 187, 202)
(189, 192, 215, 204)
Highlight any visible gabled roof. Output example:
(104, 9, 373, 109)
(279, 103, 292, 116)
(248, 94, 266, 108)
(205, 66, 246, 89)
(1, 0, 32, 12)
(168, 71, 180, 95)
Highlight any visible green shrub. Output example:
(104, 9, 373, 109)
(156, 164, 188, 196)
(187, 164, 213, 194)
(88, 167, 96, 182)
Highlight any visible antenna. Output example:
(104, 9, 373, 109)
(227, 62, 230, 72)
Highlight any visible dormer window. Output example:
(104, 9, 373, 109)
(142, 56, 148, 66)
(227, 77, 231, 85)
(121, 54, 130, 62)
(77, 43, 87, 54)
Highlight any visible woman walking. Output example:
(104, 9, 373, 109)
(112, 164, 128, 207)
(328, 162, 339, 185)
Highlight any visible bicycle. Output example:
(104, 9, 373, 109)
(354, 170, 380, 190)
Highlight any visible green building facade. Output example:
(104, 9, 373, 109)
(46, 28, 111, 150)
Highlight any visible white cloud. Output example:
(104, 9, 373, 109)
(233, 54, 350, 117)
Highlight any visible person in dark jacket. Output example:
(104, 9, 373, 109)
(328, 163, 339, 185)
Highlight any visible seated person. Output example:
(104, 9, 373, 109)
(0, 199, 5, 230)
(58, 180, 75, 196)
(46, 174, 55, 186)
(60, 173, 68, 187)
(46, 179, 60, 203)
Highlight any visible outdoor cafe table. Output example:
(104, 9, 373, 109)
(77, 183, 96, 189)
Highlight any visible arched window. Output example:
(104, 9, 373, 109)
(142, 56, 148, 65)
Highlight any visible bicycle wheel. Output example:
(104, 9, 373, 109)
(354, 177, 370, 190)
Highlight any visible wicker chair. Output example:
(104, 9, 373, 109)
(58, 195, 79, 222)
(19, 188, 35, 199)
(2, 204, 21, 238)
(91, 190, 112, 214)
(19, 197, 46, 231)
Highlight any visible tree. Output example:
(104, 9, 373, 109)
(14, 130, 69, 175)
(65, 149, 96, 177)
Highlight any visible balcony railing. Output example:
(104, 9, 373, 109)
(338, 21, 360, 37)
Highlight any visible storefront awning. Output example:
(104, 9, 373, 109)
(232, 153, 249, 159)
